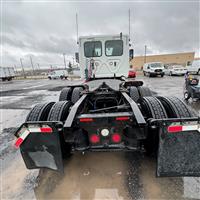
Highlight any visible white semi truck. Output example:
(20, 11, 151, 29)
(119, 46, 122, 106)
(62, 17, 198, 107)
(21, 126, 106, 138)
(14, 33, 200, 177)
(0, 67, 15, 81)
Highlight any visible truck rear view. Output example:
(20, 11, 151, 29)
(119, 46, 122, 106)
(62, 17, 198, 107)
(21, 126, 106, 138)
(14, 34, 200, 177)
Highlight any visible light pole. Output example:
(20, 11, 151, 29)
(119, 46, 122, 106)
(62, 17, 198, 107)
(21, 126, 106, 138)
(14, 65, 17, 73)
(20, 58, 26, 78)
(144, 45, 147, 64)
(37, 63, 40, 70)
(63, 53, 67, 70)
(30, 56, 35, 76)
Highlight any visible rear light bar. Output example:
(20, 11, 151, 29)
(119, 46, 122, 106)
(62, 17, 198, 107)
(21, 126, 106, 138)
(116, 116, 130, 121)
(168, 124, 200, 133)
(80, 118, 93, 122)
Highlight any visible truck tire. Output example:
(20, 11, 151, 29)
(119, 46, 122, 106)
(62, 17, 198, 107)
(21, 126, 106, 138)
(157, 96, 195, 118)
(138, 86, 153, 98)
(140, 97, 167, 155)
(26, 102, 55, 122)
(59, 87, 72, 101)
(141, 96, 167, 119)
(71, 87, 83, 104)
(129, 86, 140, 102)
(47, 101, 72, 157)
(48, 101, 72, 122)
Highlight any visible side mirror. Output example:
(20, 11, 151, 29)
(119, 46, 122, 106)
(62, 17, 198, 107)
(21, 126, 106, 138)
(147, 66, 150, 69)
(75, 52, 79, 63)
(129, 49, 134, 61)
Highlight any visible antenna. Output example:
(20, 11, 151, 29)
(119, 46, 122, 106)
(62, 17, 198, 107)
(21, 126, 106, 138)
(76, 13, 79, 44)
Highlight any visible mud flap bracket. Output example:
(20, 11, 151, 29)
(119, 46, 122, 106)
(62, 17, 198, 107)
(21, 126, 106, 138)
(16, 122, 64, 172)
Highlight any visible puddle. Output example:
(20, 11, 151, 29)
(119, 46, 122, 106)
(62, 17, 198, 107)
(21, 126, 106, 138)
(34, 152, 130, 200)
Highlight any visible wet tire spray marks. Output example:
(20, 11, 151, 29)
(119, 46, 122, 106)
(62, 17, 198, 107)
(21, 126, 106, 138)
(125, 152, 145, 200)
(34, 152, 130, 200)
(139, 156, 189, 200)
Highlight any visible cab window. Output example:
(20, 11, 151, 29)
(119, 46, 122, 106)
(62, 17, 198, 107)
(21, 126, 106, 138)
(105, 40, 123, 56)
(84, 41, 102, 57)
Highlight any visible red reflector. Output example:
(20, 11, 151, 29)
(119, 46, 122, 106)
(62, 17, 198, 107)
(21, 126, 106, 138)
(112, 133, 121, 143)
(40, 127, 53, 133)
(80, 118, 93, 122)
(168, 125, 183, 133)
(116, 116, 129, 121)
(15, 138, 23, 148)
(90, 134, 100, 143)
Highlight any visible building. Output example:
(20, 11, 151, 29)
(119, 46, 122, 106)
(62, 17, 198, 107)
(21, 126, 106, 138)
(131, 52, 195, 70)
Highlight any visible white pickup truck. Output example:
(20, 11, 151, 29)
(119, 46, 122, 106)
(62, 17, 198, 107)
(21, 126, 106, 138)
(0, 67, 15, 81)
(48, 70, 68, 80)
(186, 60, 200, 75)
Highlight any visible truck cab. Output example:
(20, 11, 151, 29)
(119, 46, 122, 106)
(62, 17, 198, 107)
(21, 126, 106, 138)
(78, 34, 130, 79)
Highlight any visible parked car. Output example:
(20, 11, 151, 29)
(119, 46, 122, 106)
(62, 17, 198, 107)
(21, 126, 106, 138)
(186, 60, 200, 75)
(0, 67, 15, 81)
(48, 70, 68, 80)
(165, 64, 187, 76)
(143, 62, 165, 77)
(128, 69, 136, 78)
(184, 76, 200, 100)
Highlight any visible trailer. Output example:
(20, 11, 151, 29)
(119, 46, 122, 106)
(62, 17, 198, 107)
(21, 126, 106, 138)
(14, 34, 200, 177)
(0, 67, 15, 81)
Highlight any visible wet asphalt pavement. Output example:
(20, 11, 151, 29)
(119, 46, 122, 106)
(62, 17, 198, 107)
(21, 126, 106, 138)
(0, 76, 200, 200)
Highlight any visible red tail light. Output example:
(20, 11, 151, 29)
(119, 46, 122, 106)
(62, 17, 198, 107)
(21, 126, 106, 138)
(168, 125, 183, 133)
(80, 118, 93, 122)
(111, 133, 121, 143)
(116, 116, 129, 121)
(90, 134, 100, 143)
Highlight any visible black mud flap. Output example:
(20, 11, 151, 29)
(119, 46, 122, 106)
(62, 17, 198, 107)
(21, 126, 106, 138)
(157, 119, 200, 177)
(15, 122, 64, 172)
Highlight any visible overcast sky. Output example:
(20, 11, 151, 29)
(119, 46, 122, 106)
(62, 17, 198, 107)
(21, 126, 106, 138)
(1, 0, 200, 69)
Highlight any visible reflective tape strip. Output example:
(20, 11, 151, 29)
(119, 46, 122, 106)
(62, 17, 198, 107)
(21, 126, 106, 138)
(168, 124, 200, 133)
(28, 127, 52, 133)
(28, 127, 41, 132)
(182, 125, 199, 132)
(15, 129, 30, 148)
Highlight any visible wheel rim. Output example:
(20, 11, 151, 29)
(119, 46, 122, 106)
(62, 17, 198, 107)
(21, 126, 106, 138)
(184, 93, 188, 99)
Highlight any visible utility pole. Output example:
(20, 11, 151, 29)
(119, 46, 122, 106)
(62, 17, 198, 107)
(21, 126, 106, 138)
(37, 63, 40, 70)
(20, 58, 26, 78)
(30, 56, 35, 76)
(76, 13, 79, 44)
(14, 65, 17, 73)
(63, 53, 67, 70)
(144, 45, 147, 64)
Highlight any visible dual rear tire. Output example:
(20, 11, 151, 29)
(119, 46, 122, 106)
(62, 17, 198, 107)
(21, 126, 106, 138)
(59, 87, 83, 104)
(129, 86, 152, 102)
(25, 101, 72, 158)
(140, 96, 195, 155)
